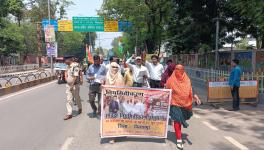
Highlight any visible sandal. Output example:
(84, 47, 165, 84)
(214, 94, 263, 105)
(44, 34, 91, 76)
(109, 139, 115, 144)
(176, 140, 184, 150)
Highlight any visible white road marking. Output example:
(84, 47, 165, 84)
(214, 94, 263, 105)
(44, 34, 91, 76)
(60, 137, 74, 150)
(0, 81, 56, 102)
(202, 121, 219, 131)
(193, 114, 201, 119)
(224, 136, 249, 150)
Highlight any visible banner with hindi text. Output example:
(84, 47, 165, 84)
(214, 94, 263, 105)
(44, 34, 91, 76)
(101, 86, 172, 138)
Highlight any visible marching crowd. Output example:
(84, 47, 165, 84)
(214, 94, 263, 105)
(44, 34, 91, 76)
(63, 54, 202, 149)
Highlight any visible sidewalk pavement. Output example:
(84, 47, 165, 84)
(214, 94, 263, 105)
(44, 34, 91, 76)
(192, 80, 264, 150)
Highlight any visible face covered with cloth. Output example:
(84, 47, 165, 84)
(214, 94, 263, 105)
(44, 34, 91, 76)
(166, 64, 193, 110)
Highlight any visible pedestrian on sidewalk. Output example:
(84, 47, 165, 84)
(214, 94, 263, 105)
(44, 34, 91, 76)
(145, 55, 164, 88)
(229, 59, 242, 111)
(63, 55, 82, 121)
(86, 55, 107, 118)
(126, 55, 150, 87)
(166, 64, 201, 150)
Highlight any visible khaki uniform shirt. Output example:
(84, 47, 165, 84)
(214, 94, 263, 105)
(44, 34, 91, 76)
(66, 63, 80, 85)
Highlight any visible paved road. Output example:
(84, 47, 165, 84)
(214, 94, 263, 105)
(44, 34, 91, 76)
(0, 81, 263, 150)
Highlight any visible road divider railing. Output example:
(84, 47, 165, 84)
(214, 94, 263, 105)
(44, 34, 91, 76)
(0, 71, 56, 96)
(0, 64, 40, 74)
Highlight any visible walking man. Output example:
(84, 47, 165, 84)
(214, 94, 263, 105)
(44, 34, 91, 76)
(229, 59, 242, 111)
(64, 55, 82, 120)
(145, 55, 164, 88)
(86, 55, 107, 117)
(126, 55, 150, 87)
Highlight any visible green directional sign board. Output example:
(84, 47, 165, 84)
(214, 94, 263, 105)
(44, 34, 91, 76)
(73, 17, 104, 32)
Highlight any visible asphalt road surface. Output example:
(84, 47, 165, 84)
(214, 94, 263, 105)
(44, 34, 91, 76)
(0, 81, 263, 150)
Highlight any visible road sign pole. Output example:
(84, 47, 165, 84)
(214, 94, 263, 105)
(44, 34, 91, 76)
(37, 22, 42, 68)
(48, 0, 51, 24)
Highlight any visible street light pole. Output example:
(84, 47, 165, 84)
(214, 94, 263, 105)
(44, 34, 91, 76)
(214, 18, 220, 69)
(47, 0, 53, 74)
(36, 22, 42, 68)
(48, 0, 51, 22)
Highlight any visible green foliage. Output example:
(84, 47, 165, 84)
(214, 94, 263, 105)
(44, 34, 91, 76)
(0, 19, 24, 55)
(99, 0, 172, 54)
(111, 37, 121, 57)
(0, 20, 38, 63)
(235, 38, 250, 50)
(56, 32, 85, 58)
(83, 32, 97, 49)
(0, 0, 88, 64)
(230, 0, 264, 48)
(102, 0, 264, 54)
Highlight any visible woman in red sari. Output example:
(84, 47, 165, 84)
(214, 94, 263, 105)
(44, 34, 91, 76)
(166, 64, 201, 150)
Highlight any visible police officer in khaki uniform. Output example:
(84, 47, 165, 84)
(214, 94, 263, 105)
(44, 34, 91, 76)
(64, 55, 82, 120)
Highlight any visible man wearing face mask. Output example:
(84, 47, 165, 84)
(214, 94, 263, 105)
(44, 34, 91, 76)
(64, 55, 82, 120)
(126, 54, 150, 87)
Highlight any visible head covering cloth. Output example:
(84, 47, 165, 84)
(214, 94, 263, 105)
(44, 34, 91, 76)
(166, 64, 193, 110)
(106, 62, 124, 86)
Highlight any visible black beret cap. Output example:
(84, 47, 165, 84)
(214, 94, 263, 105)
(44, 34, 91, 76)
(64, 55, 75, 60)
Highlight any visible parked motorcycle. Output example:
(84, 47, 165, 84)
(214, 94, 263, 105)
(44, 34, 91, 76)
(56, 70, 66, 84)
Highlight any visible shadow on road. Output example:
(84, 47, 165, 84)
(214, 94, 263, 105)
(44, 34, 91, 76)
(167, 132, 192, 145)
(100, 137, 166, 145)
(194, 104, 264, 143)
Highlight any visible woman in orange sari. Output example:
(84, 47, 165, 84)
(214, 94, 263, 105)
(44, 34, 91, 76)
(166, 64, 201, 150)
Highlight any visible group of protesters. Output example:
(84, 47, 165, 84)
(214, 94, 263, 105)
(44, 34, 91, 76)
(63, 53, 202, 149)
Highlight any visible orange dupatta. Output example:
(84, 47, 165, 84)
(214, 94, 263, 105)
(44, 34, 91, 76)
(166, 65, 193, 110)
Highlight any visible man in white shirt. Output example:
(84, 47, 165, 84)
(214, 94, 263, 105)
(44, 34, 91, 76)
(145, 55, 164, 88)
(126, 55, 150, 87)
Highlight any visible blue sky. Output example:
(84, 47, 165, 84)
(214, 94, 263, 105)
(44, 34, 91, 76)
(66, 0, 122, 49)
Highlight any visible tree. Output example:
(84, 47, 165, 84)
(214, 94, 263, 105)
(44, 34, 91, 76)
(166, 0, 221, 54)
(19, 23, 38, 63)
(0, 19, 24, 56)
(56, 32, 85, 59)
(99, 0, 172, 54)
(25, 0, 73, 22)
(7, 0, 24, 26)
(111, 37, 120, 57)
(230, 0, 264, 48)
(83, 32, 97, 49)
(0, 0, 89, 65)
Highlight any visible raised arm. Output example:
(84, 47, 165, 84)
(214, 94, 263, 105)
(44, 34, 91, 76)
(126, 56, 135, 70)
